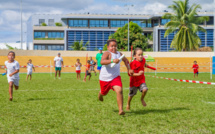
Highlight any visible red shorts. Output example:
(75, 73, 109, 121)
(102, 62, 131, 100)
(76, 70, 81, 73)
(99, 76, 122, 95)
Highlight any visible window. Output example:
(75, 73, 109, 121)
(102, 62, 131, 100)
(132, 20, 146, 28)
(68, 19, 88, 27)
(39, 19, 45, 26)
(153, 19, 159, 26)
(90, 20, 108, 27)
(48, 32, 64, 38)
(34, 32, 45, 38)
(48, 19, 55, 26)
(161, 19, 170, 25)
(34, 44, 64, 50)
(110, 20, 128, 27)
(147, 20, 152, 27)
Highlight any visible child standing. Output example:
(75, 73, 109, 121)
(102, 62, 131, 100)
(4, 51, 20, 101)
(83, 60, 91, 81)
(26, 59, 35, 81)
(126, 48, 156, 111)
(89, 56, 97, 76)
(75, 59, 82, 79)
(192, 61, 199, 78)
(98, 39, 131, 115)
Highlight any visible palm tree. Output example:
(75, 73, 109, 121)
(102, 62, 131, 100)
(70, 40, 89, 51)
(162, 0, 209, 51)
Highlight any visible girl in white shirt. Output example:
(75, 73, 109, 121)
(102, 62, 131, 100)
(26, 59, 35, 81)
(75, 59, 82, 79)
(4, 51, 20, 101)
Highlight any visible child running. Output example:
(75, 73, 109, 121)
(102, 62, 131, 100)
(98, 39, 131, 115)
(126, 47, 156, 111)
(83, 60, 91, 81)
(75, 59, 82, 79)
(26, 59, 35, 81)
(192, 61, 199, 78)
(4, 51, 20, 101)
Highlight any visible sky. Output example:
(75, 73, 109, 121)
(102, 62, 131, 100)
(0, 0, 214, 43)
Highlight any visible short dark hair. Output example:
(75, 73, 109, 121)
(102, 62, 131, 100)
(8, 51, 15, 56)
(107, 39, 117, 46)
(133, 47, 143, 56)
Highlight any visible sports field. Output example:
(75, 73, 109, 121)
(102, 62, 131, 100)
(0, 73, 215, 133)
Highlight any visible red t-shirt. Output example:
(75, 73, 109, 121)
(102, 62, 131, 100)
(130, 59, 146, 87)
(192, 64, 199, 73)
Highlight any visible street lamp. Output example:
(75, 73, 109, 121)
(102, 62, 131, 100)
(20, 0, 23, 50)
(124, 4, 134, 51)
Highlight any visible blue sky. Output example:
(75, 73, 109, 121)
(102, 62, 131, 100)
(0, 0, 213, 43)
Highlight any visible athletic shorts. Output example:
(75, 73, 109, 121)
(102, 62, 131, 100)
(27, 71, 32, 75)
(76, 70, 81, 74)
(90, 66, 95, 71)
(55, 67, 61, 71)
(99, 76, 122, 95)
(7, 77, 19, 86)
(194, 72, 199, 74)
(97, 66, 102, 70)
(86, 70, 91, 76)
(129, 83, 148, 96)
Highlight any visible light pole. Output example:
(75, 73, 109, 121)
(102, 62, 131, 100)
(214, 0, 215, 55)
(125, 4, 134, 51)
(20, 0, 23, 50)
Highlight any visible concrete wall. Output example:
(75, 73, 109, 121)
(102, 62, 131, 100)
(0, 50, 214, 57)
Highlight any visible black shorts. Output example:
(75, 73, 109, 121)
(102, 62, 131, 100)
(86, 70, 91, 75)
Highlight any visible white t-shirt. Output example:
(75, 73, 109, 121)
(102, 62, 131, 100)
(99, 51, 122, 81)
(76, 64, 81, 71)
(27, 63, 34, 71)
(54, 56, 63, 67)
(5, 60, 20, 79)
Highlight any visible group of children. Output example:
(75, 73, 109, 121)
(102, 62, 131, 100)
(75, 56, 97, 81)
(3, 39, 200, 116)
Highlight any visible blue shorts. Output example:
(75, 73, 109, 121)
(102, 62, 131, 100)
(97, 66, 102, 70)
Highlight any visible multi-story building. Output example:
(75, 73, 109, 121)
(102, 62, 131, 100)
(26, 12, 214, 51)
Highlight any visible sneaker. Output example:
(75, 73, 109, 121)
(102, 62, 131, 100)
(58, 77, 61, 79)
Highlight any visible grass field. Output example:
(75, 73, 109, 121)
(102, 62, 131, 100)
(0, 73, 215, 133)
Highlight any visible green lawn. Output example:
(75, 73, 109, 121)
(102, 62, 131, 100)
(0, 73, 214, 133)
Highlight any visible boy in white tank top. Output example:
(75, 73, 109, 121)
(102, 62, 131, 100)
(98, 39, 131, 115)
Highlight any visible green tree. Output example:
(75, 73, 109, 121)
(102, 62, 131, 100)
(109, 21, 148, 51)
(162, 0, 209, 51)
(70, 40, 89, 51)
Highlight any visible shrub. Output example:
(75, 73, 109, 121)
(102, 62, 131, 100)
(55, 22, 62, 26)
(41, 23, 47, 26)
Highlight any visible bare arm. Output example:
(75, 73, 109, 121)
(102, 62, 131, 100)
(100, 52, 112, 65)
(9, 70, 19, 77)
(145, 63, 156, 70)
(130, 71, 144, 77)
(61, 61, 64, 67)
(54, 61, 56, 67)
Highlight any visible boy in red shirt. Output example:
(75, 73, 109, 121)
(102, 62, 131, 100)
(126, 47, 156, 111)
(192, 61, 199, 78)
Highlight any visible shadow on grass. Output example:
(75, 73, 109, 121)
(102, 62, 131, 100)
(113, 107, 189, 115)
(129, 107, 190, 115)
(27, 98, 61, 101)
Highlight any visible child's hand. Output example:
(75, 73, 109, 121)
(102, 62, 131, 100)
(9, 74, 13, 77)
(113, 59, 119, 64)
(128, 69, 134, 76)
(139, 70, 144, 75)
